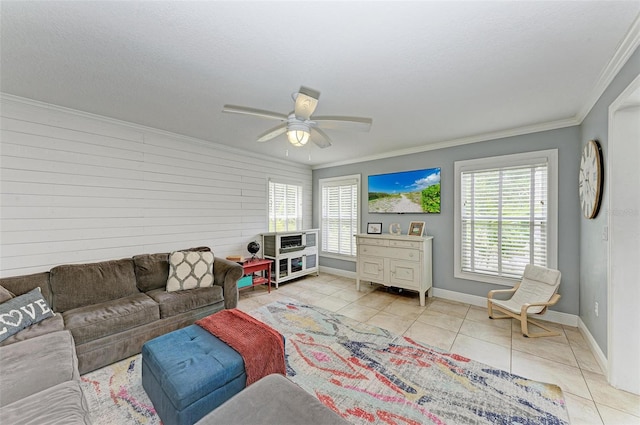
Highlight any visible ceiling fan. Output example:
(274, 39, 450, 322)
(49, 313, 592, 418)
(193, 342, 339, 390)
(222, 86, 372, 149)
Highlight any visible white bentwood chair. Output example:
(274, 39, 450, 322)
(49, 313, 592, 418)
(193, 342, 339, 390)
(487, 264, 562, 338)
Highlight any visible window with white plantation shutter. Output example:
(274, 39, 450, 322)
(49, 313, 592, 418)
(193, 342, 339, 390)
(268, 180, 302, 232)
(319, 175, 360, 258)
(454, 150, 558, 286)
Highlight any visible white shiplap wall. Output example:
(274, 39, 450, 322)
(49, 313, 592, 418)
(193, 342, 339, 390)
(0, 95, 312, 277)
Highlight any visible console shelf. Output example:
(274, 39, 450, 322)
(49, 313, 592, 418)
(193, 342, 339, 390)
(261, 229, 319, 288)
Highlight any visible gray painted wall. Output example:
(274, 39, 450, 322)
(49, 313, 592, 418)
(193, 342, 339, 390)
(313, 126, 581, 315)
(579, 47, 640, 356)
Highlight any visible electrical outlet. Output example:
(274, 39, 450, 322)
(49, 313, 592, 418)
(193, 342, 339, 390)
(602, 226, 608, 241)
(595, 301, 599, 317)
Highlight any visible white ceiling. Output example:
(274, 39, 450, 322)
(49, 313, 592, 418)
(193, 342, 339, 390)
(1, 1, 639, 167)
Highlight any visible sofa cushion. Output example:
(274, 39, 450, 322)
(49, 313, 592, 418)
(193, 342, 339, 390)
(0, 314, 65, 347)
(133, 253, 170, 292)
(0, 285, 14, 303)
(0, 272, 52, 305)
(133, 247, 213, 293)
(62, 293, 160, 345)
(0, 330, 79, 407)
(50, 258, 139, 312)
(146, 286, 224, 318)
(167, 251, 214, 292)
(0, 380, 91, 425)
(0, 288, 55, 342)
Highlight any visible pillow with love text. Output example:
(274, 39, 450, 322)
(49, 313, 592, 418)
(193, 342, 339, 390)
(0, 287, 55, 342)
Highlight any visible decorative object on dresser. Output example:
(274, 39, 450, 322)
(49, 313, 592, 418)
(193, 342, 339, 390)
(261, 229, 319, 288)
(408, 221, 425, 236)
(389, 223, 402, 235)
(367, 222, 383, 234)
(355, 233, 433, 306)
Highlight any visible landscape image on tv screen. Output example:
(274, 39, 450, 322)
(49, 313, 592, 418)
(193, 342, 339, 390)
(368, 167, 441, 213)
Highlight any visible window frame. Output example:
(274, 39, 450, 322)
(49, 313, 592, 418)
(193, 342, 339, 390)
(318, 174, 361, 261)
(453, 149, 558, 286)
(267, 179, 303, 232)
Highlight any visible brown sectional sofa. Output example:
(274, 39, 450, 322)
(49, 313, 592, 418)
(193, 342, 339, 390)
(0, 247, 243, 374)
(0, 330, 91, 424)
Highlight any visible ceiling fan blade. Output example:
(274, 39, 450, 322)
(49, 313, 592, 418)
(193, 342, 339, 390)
(222, 105, 288, 121)
(257, 124, 287, 142)
(314, 116, 372, 132)
(310, 127, 332, 149)
(293, 86, 320, 120)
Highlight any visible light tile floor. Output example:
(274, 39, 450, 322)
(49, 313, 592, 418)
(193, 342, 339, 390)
(238, 274, 640, 425)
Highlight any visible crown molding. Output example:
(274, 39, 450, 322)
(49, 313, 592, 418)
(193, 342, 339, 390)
(313, 15, 640, 171)
(0, 93, 312, 171)
(312, 117, 579, 170)
(576, 13, 640, 123)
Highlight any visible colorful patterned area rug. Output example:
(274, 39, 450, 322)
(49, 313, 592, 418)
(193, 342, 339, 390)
(80, 299, 569, 425)
(253, 299, 568, 425)
(81, 354, 159, 425)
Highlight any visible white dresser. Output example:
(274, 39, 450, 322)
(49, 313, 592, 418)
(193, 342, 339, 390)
(355, 233, 433, 306)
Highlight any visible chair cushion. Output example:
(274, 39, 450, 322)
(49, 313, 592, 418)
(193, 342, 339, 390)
(492, 264, 561, 314)
(522, 264, 561, 286)
(62, 293, 159, 345)
(146, 286, 223, 318)
(50, 259, 139, 312)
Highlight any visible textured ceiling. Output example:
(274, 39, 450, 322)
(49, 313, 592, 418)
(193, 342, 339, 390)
(1, 1, 639, 167)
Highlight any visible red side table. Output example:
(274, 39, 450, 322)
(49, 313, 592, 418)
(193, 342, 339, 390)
(239, 258, 273, 293)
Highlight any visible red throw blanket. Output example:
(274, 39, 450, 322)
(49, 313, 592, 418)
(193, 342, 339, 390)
(196, 309, 285, 386)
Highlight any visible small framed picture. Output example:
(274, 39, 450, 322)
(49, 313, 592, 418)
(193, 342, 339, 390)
(367, 222, 383, 234)
(408, 221, 425, 236)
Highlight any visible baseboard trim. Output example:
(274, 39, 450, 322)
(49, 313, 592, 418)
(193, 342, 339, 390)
(432, 288, 579, 327)
(319, 266, 356, 280)
(578, 318, 609, 375)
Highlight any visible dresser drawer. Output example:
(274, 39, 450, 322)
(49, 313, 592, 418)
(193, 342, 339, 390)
(358, 237, 389, 247)
(358, 245, 419, 261)
(389, 239, 422, 249)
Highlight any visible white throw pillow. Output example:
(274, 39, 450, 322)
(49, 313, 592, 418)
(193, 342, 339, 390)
(166, 251, 214, 292)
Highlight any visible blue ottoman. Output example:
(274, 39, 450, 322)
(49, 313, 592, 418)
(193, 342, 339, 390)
(142, 325, 246, 425)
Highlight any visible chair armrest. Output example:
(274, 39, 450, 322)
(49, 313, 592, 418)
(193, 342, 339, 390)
(520, 293, 561, 314)
(487, 284, 519, 300)
(212, 258, 243, 309)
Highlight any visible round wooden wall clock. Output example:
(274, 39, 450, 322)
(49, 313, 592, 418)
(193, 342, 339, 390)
(579, 139, 604, 219)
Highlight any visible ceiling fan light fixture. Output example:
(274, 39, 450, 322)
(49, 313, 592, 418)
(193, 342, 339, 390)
(287, 129, 310, 147)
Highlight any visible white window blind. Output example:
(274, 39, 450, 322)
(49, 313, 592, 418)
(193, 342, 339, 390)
(320, 175, 359, 257)
(268, 180, 302, 232)
(454, 150, 557, 285)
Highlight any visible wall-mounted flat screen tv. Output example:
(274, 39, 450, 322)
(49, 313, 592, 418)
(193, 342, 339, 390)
(368, 167, 441, 213)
